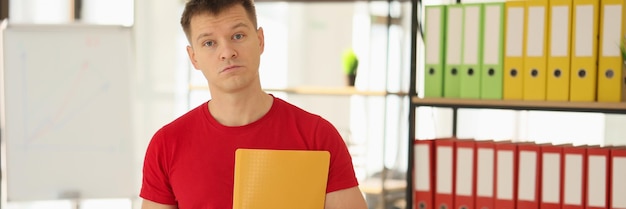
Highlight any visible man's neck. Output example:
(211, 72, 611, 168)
(208, 90, 273, 127)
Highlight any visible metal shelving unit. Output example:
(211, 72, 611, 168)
(405, 0, 626, 208)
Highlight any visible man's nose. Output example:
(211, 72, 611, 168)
(220, 44, 238, 60)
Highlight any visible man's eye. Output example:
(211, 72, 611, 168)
(203, 41, 215, 47)
(233, 34, 244, 40)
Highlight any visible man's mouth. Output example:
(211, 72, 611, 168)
(221, 65, 241, 73)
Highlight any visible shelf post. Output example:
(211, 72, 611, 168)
(452, 107, 458, 137)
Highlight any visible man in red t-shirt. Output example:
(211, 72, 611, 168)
(139, 0, 368, 208)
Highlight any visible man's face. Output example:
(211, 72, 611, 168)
(186, 4, 264, 93)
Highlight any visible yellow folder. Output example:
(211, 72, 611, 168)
(570, 0, 600, 102)
(232, 149, 330, 209)
(523, 0, 549, 101)
(546, 0, 573, 101)
(597, 0, 625, 102)
(503, 0, 526, 100)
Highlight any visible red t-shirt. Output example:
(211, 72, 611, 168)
(140, 96, 359, 208)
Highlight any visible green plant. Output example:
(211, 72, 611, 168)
(621, 37, 626, 62)
(341, 49, 358, 76)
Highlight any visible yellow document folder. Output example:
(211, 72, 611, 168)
(232, 149, 330, 209)
(546, 0, 573, 101)
(523, 0, 549, 101)
(597, 0, 625, 102)
(570, 0, 600, 101)
(503, 0, 526, 100)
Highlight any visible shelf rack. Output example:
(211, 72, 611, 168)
(405, 0, 626, 208)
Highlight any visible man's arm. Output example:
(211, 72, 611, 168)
(324, 186, 368, 209)
(141, 199, 178, 209)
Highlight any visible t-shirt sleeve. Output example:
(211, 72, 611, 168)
(314, 117, 360, 193)
(140, 128, 177, 205)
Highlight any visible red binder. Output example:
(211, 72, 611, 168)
(540, 144, 562, 209)
(586, 146, 609, 209)
(609, 146, 626, 209)
(414, 139, 435, 209)
(516, 142, 541, 209)
(435, 138, 456, 209)
(455, 139, 476, 209)
(561, 145, 586, 209)
(494, 141, 517, 209)
(475, 140, 496, 209)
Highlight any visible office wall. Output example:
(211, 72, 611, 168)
(605, 115, 626, 145)
(284, 3, 355, 135)
(122, 0, 186, 208)
(132, 0, 183, 192)
(8, 0, 70, 23)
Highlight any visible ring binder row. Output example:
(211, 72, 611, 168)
(422, 0, 626, 102)
(412, 138, 626, 209)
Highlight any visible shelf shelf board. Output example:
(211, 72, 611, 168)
(190, 85, 407, 96)
(411, 97, 626, 114)
(265, 86, 395, 96)
(359, 178, 406, 194)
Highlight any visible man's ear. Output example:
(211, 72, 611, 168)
(257, 27, 265, 54)
(186, 45, 200, 69)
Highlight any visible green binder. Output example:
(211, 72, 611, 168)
(424, 5, 447, 98)
(460, 3, 484, 99)
(444, 4, 464, 98)
(480, 3, 505, 99)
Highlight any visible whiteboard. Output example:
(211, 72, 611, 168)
(1, 23, 136, 201)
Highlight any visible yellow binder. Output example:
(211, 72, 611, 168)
(546, 0, 573, 101)
(503, 0, 526, 100)
(523, 0, 549, 101)
(597, 0, 625, 102)
(232, 149, 330, 209)
(570, 0, 600, 102)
